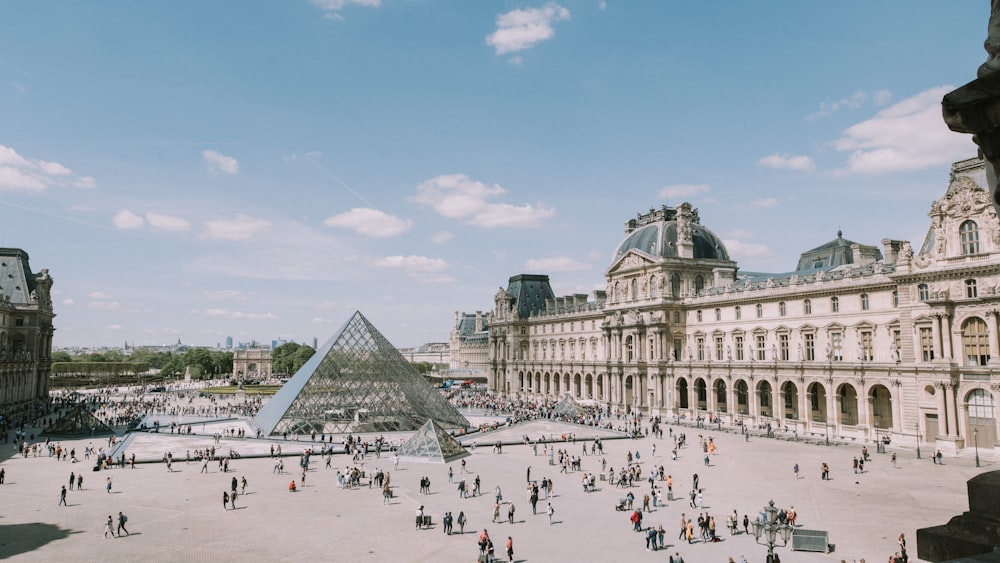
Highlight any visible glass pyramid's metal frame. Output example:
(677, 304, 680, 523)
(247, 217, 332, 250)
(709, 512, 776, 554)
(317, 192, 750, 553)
(551, 393, 586, 419)
(254, 311, 470, 435)
(44, 405, 117, 436)
(396, 418, 469, 463)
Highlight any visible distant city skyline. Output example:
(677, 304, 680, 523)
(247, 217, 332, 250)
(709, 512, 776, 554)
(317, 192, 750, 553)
(0, 2, 983, 348)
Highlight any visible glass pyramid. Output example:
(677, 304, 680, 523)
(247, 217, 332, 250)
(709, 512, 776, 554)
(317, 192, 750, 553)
(551, 393, 586, 419)
(396, 418, 469, 463)
(44, 404, 117, 436)
(254, 311, 470, 435)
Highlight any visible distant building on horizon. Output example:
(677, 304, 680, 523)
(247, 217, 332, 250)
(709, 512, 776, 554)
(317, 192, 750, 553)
(0, 248, 55, 408)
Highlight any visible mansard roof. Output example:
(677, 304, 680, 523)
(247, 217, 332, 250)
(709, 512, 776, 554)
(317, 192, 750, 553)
(505, 274, 555, 318)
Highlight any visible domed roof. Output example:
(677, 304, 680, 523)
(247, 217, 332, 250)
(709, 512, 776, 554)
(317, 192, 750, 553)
(612, 220, 730, 263)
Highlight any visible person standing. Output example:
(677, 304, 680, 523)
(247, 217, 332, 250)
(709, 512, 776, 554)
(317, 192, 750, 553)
(506, 536, 513, 561)
(415, 505, 424, 529)
(223, 491, 229, 510)
(69, 472, 75, 490)
(457, 511, 467, 534)
(117, 511, 129, 536)
(59, 485, 67, 506)
(508, 503, 515, 524)
(546, 502, 555, 525)
(104, 515, 115, 538)
(106, 476, 112, 494)
(241, 476, 248, 494)
(793, 463, 799, 479)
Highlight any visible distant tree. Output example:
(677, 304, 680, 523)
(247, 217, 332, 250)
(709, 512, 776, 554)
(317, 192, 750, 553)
(51, 351, 72, 363)
(272, 343, 315, 375)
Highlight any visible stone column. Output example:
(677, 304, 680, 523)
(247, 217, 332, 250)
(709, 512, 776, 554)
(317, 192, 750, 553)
(946, 384, 959, 437)
(826, 385, 838, 436)
(726, 380, 736, 418)
(798, 385, 809, 430)
(931, 315, 942, 360)
(942, 314, 955, 361)
(988, 311, 1000, 363)
(858, 384, 870, 432)
(938, 383, 950, 436)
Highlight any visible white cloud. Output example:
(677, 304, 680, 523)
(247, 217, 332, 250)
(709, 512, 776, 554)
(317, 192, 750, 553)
(105, 324, 123, 331)
(430, 231, 453, 244)
(873, 89, 892, 106)
(524, 256, 591, 272)
(111, 209, 145, 230)
(204, 290, 247, 301)
(598, 0, 607, 9)
(833, 86, 977, 174)
(719, 228, 753, 239)
(486, 3, 570, 56)
(757, 153, 815, 171)
(323, 207, 412, 237)
(657, 183, 710, 200)
(145, 212, 191, 232)
(202, 149, 239, 175)
(374, 255, 454, 283)
(202, 214, 271, 240)
(750, 197, 780, 208)
(309, 0, 380, 19)
(197, 308, 276, 320)
(304, 150, 323, 158)
(722, 239, 771, 259)
(88, 300, 120, 311)
(411, 174, 555, 228)
(0, 144, 95, 192)
(61, 298, 75, 306)
(88, 291, 113, 300)
(807, 89, 868, 120)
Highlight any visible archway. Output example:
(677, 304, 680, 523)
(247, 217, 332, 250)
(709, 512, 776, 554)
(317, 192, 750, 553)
(869, 384, 893, 430)
(544, 373, 551, 395)
(676, 378, 689, 410)
(808, 382, 828, 422)
(966, 388, 997, 448)
(519, 372, 525, 393)
(782, 381, 799, 421)
(534, 373, 541, 395)
(735, 380, 749, 415)
(552, 373, 559, 395)
(585, 374, 593, 399)
(574, 373, 582, 398)
(837, 383, 859, 426)
(714, 379, 727, 413)
(694, 378, 708, 411)
(596, 374, 605, 401)
(757, 380, 773, 418)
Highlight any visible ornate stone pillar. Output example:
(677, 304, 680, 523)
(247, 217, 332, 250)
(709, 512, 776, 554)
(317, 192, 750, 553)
(988, 311, 1000, 364)
(826, 385, 838, 436)
(942, 314, 955, 361)
(946, 383, 960, 437)
(931, 315, 942, 360)
(938, 382, 950, 436)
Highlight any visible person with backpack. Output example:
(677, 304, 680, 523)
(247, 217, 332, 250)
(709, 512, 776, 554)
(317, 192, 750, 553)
(117, 511, 129, 536)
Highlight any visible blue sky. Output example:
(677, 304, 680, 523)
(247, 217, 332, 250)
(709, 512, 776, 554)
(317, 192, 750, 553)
(0, 1, 985, 348)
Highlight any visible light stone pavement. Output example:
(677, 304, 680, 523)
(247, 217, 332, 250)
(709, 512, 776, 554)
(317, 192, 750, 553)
(0, 417, 989, 563)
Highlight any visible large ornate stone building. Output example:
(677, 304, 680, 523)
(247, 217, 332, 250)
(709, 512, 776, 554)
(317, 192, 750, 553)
(471, 158, 1000, 456)
(0, 248, 55, 407)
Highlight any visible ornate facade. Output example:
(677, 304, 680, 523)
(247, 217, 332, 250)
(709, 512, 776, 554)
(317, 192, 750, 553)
(0, 248, 55, 407)
(479, 158, 1000, 456)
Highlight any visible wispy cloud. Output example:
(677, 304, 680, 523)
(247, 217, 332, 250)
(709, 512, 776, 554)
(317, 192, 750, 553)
(0, 144, 95, 192)
(195, 308, 276, 320)
(757, 153, 815, 171)
(411, 174, 555, 228)
(833, 86, 977, 174)
(807, 88, 893, 120)
(430, 231, 453, 244)
(202, 149, 239, 175)
(112, 209, 145, 230)
(657, 183, 710, 200)
(323, 207, 412, 237)
(204, 290, 248, 301)
(750, 197, 779, 208)
(374, 255, 454, 283)
(309, 0, 380, 20)
(722, 238, 771, 260)
(111, 210, 190, 232)
(524, 256, 591, 272)
(202, 214, 271, 240)
(486, 3, 570, 57)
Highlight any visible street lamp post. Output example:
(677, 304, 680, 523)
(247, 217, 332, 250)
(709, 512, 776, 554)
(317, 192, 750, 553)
(974, 428, 981, 468)
(915, 423, 921, 459)
(752, 500, 794, 562)
(824, 418, 829, 446)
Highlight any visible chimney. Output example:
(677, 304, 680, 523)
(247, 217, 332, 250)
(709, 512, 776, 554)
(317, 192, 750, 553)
(474, 311, 483, 332)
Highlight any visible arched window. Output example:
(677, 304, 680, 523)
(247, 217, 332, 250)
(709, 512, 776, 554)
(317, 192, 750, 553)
(918, 284, 929, 301)
(960, 220, 981, 255)
(714, 308, 721, 321)
(968, 389, 995, 421)
(962, 317, 990, 366)
(756, 304, 763, 318)
(803, 299, 812, 315)
(631, 278, 638, 300)
(735, 306, 742, 320)
(779, 301, 786, 316)
(966, 279, 978, 299)
(694, 275, 705, 294)
(625, 335, 634, 362)
(831, 296, 839, 313)
(671, 274, 681, 297)
(892, 290, 898, 308)
(861, 294, 870, 310)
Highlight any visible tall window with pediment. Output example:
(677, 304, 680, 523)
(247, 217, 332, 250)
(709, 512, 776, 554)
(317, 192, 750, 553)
(960, 220, 980, 255)
(694, 275, 704, 294)
(918, 284, 929, 301)
(735, 306, 741, 320)
(831, 296, 839, 313)
(671, 274, 681, 297)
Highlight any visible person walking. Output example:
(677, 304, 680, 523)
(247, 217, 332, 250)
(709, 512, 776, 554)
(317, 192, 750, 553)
(457, 511, 467, 534)
(104, 515, 115, 538)
(507, 503, 516, 524)
(59, 485, 68, 506)
(106, 476, 112, 494)
(223, 491, 230, 510)
(117, 511, 129, 536)
(69, 472, 75, 490)
(546, 502, 555, 525)
(506, 536, 514, 561)
(793, 463, 799, 479)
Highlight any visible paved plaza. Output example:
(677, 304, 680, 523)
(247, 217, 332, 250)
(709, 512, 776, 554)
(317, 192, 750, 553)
(0, 414, 991, 562)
